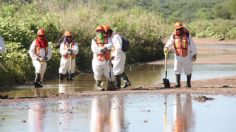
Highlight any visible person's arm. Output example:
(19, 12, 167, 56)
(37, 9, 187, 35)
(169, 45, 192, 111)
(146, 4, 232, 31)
(72, 42, 79, 55)
(164, 34, 174, 54)
(91, 39, 104, 54)
(112, 35, 122, 50)
(189, 35, 197, 61)
(105, 37, 114, 50)
(60, 42, 68, 56)
(28, 41, 38, 60)
(46, 46, 52, 61)
(0, 36, 5, 53)
(189, 35, 197, 55)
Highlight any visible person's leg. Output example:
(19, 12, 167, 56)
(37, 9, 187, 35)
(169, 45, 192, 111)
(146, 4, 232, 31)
(120, 72, 131, 88)
(183, 58, 193, 88)
(69, 59, 76, 80)
(92, 60, 104, 91)
(186, 74, 191, 87)
(174, 59, 182, 87)
(59, 58, 68, 82)
(114, 74, 121, 89)
(104, 61, 116, 90)
(33, 60, 43, 88)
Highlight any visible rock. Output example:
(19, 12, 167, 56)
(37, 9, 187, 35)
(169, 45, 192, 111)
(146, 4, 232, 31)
(194, 96, 214, 102)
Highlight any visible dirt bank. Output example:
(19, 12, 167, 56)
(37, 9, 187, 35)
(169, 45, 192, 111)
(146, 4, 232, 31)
(148, 38, 236, 65)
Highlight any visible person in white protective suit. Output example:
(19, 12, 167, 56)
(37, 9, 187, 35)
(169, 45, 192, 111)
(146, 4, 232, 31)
(59, 31, 79, 82)
(0, 35, 8, 99)
(103, 25, 131, 90)
(91, 26, 114, 91)
(29, 28, 52, 88)
(164, 22, 197, 88)
(0, 35, 5, 53)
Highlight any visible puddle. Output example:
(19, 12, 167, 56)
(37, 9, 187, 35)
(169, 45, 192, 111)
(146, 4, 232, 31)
(0, 94, 236, 132)
(1, 64, 236, 97)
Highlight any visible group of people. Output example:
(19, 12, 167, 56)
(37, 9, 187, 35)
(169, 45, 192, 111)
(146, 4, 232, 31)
(28, 29, 79, 88)
(1, 22, 197, 90)
(28, 25, 132, 90)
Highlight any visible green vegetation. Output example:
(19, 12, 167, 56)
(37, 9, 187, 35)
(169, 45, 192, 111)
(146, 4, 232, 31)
(0, 0, 235, 85)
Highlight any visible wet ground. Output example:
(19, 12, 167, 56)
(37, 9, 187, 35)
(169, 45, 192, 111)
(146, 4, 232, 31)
(1, 63, 236, 97)
(0, 93, 236, 132)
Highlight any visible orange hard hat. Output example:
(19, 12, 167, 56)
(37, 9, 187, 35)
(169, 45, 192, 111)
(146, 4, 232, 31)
(95, 26, 105, 32)
(103, 25, 111, 32)
(174, 22, 184, 29)
(37, 28, 46, 36)
(64, 31, 72, 37)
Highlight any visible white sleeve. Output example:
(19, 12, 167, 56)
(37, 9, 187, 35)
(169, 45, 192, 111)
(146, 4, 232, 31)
(165, 34, 174, 49)
(72, 42, 79, 55)
(189, 35, 197, 55)
(112, 35, 122, 50)
(105, 37, 113, 50)
(28, 41, 38, 60)
(46, 46, 52, 60)
(0, 36, 5, 53)
(91, 39, 103, 54)
(60, 43, 67, 56)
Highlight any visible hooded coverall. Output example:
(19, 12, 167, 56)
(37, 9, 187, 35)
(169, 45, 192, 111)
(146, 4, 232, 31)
(29, 40, 52, 83)
(111, 34, 126, 75)
(91, 38, 114, 81)
(165, 34, 197, 75)
(59, 40, 79, 76)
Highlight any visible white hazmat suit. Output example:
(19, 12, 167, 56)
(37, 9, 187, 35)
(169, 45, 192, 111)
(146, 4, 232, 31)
(59, 40, 79, 77)
(29, 40, 52, 85)
(165, 34, 197, 75)
(91, 39, 113, 80)
(111, 34, 126, 76)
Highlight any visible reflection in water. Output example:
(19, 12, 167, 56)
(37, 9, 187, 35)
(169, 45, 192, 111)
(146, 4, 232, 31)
(90, 95, 124, 132)
(59, 99, 70, 132)
(163, 94, 169, 132)
(34, 88, 42, 97)
(126, 64, 163, 87)
(173, 94, 195, 132)
(58, 82, 74, 94)
(28, 101, 45, 132)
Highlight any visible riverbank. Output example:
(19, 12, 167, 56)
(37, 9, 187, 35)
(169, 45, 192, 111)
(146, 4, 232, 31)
(148, 38, 236, 65)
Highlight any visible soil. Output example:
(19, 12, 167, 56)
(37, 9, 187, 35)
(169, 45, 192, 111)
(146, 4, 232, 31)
(1, 38, 236, 101)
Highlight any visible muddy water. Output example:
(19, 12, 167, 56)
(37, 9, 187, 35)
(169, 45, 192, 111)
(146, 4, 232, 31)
(1, 64, 236, 97)
(0, 94, 236, 132)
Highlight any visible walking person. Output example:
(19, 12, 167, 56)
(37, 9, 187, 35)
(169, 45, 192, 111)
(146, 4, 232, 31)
(58, 31, 79, 82)
(104, 25, 131, 90)
(29, 28, 52, 88)
(91, 26, 114, 91)
(164, 22, 197, 88)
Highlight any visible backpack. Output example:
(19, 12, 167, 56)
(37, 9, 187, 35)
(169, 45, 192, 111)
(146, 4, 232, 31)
(121, 36, 130, 52)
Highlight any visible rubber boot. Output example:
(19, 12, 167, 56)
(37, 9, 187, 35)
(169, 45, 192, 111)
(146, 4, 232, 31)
(175, 74, 181, 88)
(120, 72, 131, 88)
(187, 74, 192, 88)
(114, 75, 121, 90)
(70, 73, 75, 80)
(59, 73, 64, 82)
(68, 73, 75, 81)
(34, 73, 43, 88)
(95, 80, 104, 91)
